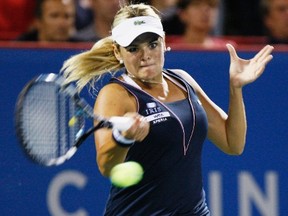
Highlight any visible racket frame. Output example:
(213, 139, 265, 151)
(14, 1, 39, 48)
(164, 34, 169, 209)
(15, 73, 113, 166)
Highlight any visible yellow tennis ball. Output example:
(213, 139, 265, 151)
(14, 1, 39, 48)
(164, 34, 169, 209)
(110, 161, 144, 188)
(68, 116, 77, 127)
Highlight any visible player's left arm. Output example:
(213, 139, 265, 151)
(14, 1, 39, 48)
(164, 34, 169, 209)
(174, 69, 242, 155)
(173, 44, 273, 155)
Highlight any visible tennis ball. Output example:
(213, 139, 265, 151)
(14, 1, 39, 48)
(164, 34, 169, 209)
(68, 116, 77, 127)
(110, 161, 144, 188)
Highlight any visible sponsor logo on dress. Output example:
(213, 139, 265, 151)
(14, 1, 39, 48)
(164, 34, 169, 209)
(144, 102, 170, 125)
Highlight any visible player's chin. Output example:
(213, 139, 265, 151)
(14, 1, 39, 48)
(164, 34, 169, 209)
(139, 66, 160, 76)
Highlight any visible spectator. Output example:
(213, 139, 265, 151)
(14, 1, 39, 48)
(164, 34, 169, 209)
(167, 0, 233, 48)
(261, 0, 288, 44)
(75, 0, 94, 30)
(140, 0, 178, 20)
(72, 0, 126, 41)
(0, 0, 36, 40)
(17, 0, 76, 42)
(223, 1, 264, 36)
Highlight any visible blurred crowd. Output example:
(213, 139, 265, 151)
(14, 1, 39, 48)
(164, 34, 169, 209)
(0, 0, 287, 46)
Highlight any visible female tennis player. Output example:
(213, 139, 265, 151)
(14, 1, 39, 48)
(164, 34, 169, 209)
(61, 3, 274, 215)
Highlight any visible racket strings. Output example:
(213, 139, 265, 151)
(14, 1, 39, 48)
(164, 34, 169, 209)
(20, 83, 83, 163)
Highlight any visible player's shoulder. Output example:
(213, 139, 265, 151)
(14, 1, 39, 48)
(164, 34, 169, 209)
(166, 68, 200, 92)
(166, 68, 196, 82)
(166, 68, 193, 79)
(99, 82, 129, 98)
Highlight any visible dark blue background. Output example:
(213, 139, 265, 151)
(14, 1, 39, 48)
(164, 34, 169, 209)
(1, 44, 287, 216)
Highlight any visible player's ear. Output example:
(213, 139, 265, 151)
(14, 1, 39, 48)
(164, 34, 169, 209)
(162, 37, 171, 52)
(113, 43, 122, 62)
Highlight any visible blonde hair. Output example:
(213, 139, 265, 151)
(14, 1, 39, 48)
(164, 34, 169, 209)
(61, 3, 161, 92)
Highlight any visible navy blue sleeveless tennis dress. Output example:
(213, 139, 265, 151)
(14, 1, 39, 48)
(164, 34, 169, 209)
(103, 69, 210, 216)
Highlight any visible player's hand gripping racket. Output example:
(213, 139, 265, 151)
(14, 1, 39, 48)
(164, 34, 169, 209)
(15, 73, 133, 166)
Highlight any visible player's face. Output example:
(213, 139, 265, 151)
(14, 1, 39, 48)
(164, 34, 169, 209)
(37, 0, 75, 41)
(119, 33, 165, 82)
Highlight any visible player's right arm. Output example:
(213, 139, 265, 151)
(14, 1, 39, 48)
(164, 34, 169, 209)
(94, 83, 149, 177)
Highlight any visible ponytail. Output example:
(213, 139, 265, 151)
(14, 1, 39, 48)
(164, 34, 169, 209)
(61, 36, 122, 92)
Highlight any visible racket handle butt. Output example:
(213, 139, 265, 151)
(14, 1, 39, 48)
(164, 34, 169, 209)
(109, 117, 134, 131)
(46, 147, 77, 166)
(66, 146, 77, 159)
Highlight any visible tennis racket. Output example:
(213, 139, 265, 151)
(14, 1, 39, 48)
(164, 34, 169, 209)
(15, 73, 133, 166)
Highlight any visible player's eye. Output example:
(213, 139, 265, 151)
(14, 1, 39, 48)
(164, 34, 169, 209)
(149, 40, 158, 49)
(126, 46, 138, 53)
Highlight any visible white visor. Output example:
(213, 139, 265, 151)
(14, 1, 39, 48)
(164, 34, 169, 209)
(112, 16, 165, 47)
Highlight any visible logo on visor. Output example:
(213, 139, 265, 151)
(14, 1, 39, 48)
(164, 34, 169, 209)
(134, 20, 145, 25)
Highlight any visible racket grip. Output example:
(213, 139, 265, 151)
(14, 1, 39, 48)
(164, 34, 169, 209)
(109, 117, 134, 131)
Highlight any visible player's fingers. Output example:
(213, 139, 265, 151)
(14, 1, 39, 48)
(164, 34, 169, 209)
(253, 45, 274, 63)
(226, 43, 238, 60)
(122, 113, 149, 140)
